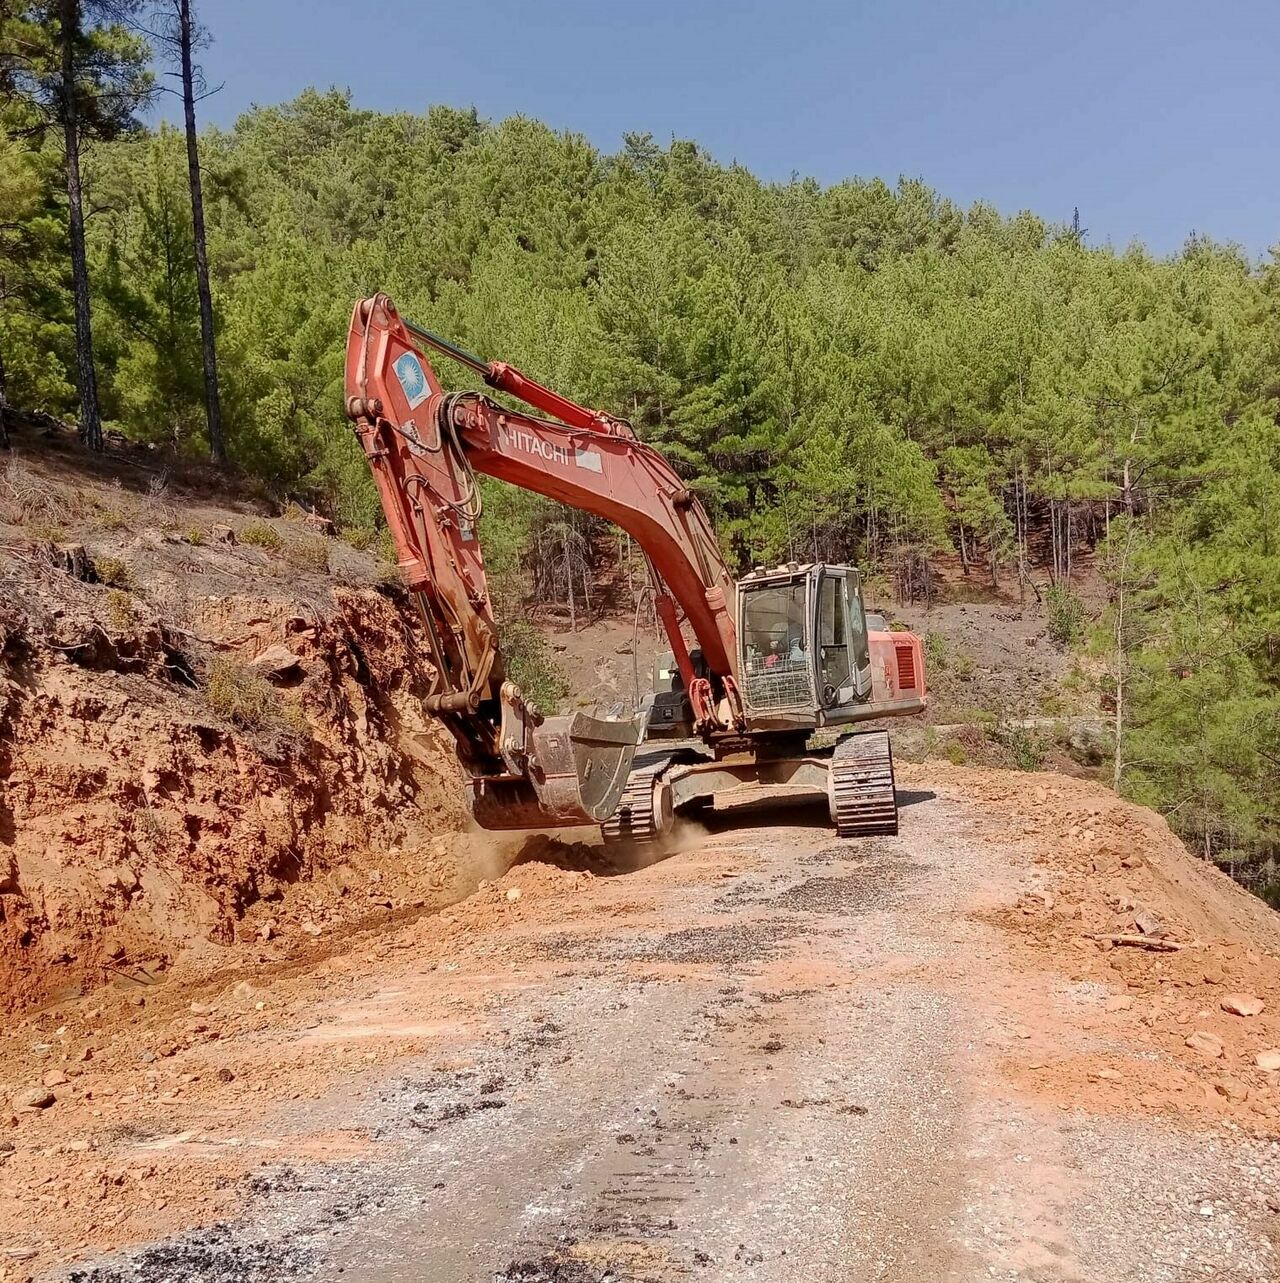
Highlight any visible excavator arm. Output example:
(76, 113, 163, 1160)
(345, 293, 743, 828)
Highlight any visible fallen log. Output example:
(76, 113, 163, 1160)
(1085, 932, 1184, 952)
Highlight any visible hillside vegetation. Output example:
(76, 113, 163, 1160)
(1, 31, 1278, 893)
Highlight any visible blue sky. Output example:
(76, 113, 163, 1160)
(154, 0, 1280, 258)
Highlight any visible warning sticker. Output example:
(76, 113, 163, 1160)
(394, 351, 430, 409)
(574, 447, 603, 473)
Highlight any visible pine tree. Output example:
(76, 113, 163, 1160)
(1, 0, 152, 449)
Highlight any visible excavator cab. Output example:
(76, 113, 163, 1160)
(738, 565, 873, 730)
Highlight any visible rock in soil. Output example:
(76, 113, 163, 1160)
(1220, 993, 1265, 1017)
(13, 1087, 56, 1110)
(1185, 1030, 1225, 1059)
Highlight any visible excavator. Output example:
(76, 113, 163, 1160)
(345, 294, 926, 847)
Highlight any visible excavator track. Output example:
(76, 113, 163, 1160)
(828, 730, 898, 838)
(601, 748, 686, 847)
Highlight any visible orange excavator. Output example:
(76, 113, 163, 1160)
(345, 294, 926, 846)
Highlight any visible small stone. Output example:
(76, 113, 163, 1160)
(210, 523, 236, 545)
(137, 1050, 157, 1064)
(1221, 993, 1265, 1017)
(300, 921, 323, 937)
(1093, 1068, 1123, 1081)
(1104, 995, 1134, 1013)
(1254, 1050, 1280, 1072)
(217, 1068, 235, 1084)
(1215, 1078, 1249, 1103)
(1201, 966, 1226, 985)
(250, 644, 303, 680)
(190, 1002, 211, 1016)
(41, 1070, 70, 1088)
(0, 1139, 14, 1153)
(14, 1087, 56, 1110)
(1132, 908, 1165, 938)
(505, 887, 522, 903)
(1092, 848, 1123, 875)
(1185, 1030, 1224, 1058)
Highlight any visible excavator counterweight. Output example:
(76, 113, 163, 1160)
(345, 294, 926, 842)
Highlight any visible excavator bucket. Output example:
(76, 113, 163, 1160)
(467, 710, 642, 831)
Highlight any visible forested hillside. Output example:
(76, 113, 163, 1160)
(2, 19, 1278, 894)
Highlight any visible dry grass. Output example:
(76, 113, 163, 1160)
(205, 657, 280, 731)
(93, 481, 134, 532)
(142, 472, 179, 530)
(239, 518, 283, 551)
(284, 535, 330, 574)
(0, 459, 64, 528)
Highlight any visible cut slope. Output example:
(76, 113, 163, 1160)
(0, 433, 468, 1016)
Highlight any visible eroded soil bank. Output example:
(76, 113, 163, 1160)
(1, 441, 473, 1017)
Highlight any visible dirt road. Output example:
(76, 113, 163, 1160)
(6, 766, 1280, 1282)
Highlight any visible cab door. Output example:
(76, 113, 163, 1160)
(816, 569, 872, 708)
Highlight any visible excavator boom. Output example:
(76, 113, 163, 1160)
(345, 294, 744, 828)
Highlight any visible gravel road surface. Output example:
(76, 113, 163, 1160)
(41, 784, 1280, 1283)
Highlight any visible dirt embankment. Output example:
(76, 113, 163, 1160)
(0, 439, 468, 1017)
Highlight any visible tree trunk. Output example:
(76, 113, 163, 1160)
(1113, 571, 1125, 792)
(564, 529, 576, 632)
(178, 0, 225, 464)
(60, 0, 103, 452)
(0, 336, 10, 450)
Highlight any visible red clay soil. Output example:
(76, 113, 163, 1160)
(1, 443, 469, 1018)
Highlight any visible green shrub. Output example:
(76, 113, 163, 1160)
(95, 556, 132, 588)
(341, 526, 375, 552)
(923, 632, 948, 672)
(105, 589, 134, 632)
(27, 521, 67, 545)
(185, 525, 204, 546)
(240, 519, 283, 551)
(944, 740, 969, 766)
(96, 503, 131, 531)
(997, 725, 1046, 771)
(375, 527, 399, 565)
(1045, 583, 1086, 645)
(499, 618, 568, 712)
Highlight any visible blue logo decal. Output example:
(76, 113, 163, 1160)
(394, 351, 430, 408)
